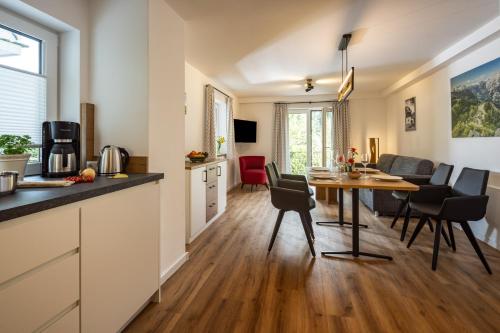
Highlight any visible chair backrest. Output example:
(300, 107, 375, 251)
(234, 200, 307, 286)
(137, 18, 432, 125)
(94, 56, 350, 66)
(265, 163, 279, 188)
(271, 161, 281, 178)
(239, 156, 265, 171)
(430, 163, 454, 186)
(452, 167, 489, 196)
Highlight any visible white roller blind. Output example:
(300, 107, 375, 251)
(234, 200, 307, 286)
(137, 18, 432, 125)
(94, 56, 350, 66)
(0, 65, 46, 144)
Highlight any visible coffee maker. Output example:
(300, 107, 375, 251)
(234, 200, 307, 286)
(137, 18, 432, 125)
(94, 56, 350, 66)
(42, 121, 80, 177)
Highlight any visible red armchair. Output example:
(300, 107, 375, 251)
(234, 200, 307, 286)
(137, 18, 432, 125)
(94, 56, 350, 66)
(239, 156, 268, 191)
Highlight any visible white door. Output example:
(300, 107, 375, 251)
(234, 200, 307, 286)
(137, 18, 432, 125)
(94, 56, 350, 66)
(217, 161, 227, 215)
(189, 167, 207, 239)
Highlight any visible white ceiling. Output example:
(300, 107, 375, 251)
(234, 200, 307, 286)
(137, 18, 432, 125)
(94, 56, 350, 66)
(165, 0, 499, 98)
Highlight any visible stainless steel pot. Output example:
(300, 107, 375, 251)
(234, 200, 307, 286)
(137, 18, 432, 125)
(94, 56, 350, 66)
(0, 171, 18, 196)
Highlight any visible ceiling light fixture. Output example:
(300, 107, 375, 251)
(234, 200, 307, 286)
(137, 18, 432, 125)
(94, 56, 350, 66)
(305, 78, 314, 93)
(337, 33, 354, 103)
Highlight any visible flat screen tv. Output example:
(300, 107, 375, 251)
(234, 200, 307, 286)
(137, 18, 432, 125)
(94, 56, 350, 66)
(234, 119, 257, 143)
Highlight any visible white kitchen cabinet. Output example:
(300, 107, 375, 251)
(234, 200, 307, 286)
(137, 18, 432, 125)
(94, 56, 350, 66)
(185, 160, 227, 243)
(217, 160, 227, 214)
(80, 182, 160, 333)
(185, 166, 207, 241)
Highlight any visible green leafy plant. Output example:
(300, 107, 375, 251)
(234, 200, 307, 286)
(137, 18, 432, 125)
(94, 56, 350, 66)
(0, 135, 33, 155)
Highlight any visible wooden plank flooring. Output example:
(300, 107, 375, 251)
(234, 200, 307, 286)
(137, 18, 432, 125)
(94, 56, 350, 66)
(125, 187, 500, 332)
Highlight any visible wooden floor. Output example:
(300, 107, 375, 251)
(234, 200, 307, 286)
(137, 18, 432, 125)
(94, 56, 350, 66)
(126, 187, 500, 333)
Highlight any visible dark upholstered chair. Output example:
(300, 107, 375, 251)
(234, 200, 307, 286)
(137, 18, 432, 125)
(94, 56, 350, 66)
(407, 168, 491, 273)
(265, 163, 316, 256)
(271, 161, 314, 197)
(359, 154, 434, 215)
(239, 156, 268, 191)
(391, 163, 454, 241)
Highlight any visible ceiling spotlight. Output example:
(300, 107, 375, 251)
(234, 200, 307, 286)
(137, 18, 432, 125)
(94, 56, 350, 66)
(305, 79, 314, 92)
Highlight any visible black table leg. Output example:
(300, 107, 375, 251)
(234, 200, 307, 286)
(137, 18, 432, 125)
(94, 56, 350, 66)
(322, 188, 392, 261)
(316, 188, 368, 228)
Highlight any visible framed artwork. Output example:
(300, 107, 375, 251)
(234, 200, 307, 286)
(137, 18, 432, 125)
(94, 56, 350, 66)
(451, 57, 500, 138)
(405, 97, 416, 131)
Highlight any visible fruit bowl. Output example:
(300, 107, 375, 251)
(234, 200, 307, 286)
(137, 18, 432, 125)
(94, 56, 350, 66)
(348, 171, 362, 179)
(187, 151, 208, 163)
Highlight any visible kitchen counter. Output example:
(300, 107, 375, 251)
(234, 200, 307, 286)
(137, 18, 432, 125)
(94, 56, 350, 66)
(185, 157, 227, 170)
(0, 173, 164, 223)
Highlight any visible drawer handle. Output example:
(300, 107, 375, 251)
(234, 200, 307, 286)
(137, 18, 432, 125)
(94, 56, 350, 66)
(217, 166, 221, 176)
(202, 170, 207, 182)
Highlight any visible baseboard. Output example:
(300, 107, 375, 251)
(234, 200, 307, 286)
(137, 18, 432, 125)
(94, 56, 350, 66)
(188, 210, 224, 243)
(160, 252, 189, 285)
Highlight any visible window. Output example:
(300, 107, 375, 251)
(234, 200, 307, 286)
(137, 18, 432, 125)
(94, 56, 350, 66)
(215, 92, 228, 155)
(0, 11, 58, 175)
(288, 107, 333, 174)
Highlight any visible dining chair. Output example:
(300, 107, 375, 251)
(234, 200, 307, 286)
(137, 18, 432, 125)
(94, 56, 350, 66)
(265, 163, 316, 256)
(391, 163, 454, 241)
(271, 161, 314, 197)
(407, 167, 491, 273)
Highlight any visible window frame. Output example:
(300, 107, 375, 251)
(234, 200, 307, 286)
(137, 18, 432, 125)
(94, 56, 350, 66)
(214, 92, 229, 157)
(0, 9, 58, 175)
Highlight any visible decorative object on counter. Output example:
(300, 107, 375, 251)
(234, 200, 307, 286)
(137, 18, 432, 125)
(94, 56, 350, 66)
(0, 171, 18, 195)
(0, 135, 32, 181)
(216, 136, 225, 155)
(64, 167, 97, 184)
(186, 151, 208, 163)
(97, 145, 129, 175)
(108, 173, 128, 179)
(346, 147, 358, 172)
(42, 121, 80, 178)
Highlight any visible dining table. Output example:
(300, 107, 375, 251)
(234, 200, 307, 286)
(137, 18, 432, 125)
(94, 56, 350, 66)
(308, 170, 419, 260)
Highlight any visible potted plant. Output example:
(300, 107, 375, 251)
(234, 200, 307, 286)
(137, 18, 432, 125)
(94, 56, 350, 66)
(0, 135, 33, 180)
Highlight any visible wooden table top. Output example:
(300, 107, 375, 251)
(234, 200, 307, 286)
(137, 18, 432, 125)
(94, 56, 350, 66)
(308, 172, 420, 191)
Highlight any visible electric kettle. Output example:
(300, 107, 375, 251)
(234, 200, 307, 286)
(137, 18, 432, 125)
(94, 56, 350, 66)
(98, 145, 129, 175)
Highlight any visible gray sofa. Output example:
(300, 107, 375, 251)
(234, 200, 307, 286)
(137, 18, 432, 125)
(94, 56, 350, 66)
(359, 154, 434, 216)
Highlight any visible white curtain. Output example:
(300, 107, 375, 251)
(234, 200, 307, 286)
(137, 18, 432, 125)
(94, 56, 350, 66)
(272, 103, 289, 172)
(226, 96, 236, 159)
(333, 100, 351, 156)
(204, 85, 216, 158)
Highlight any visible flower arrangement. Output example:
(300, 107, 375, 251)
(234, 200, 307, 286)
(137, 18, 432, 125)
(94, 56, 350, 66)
(217, 136, 225, 154)
(346, 147, 357, 172)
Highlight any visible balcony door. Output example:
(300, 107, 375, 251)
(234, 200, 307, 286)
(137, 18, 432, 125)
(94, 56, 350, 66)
(288, 108, 333, 174)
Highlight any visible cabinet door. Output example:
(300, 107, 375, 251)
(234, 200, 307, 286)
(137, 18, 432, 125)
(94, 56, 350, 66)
(80, 182, 160, 333)
(217, 161, 227, 214)
(189, 167, 207, 238)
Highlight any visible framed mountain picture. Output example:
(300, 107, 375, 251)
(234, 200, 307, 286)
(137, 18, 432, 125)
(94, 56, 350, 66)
(451, 57, 500, 138)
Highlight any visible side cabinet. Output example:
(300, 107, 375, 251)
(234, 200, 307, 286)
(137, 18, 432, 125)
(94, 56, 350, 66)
(185, 166, 207, 241)
(80, 182, 160, 333)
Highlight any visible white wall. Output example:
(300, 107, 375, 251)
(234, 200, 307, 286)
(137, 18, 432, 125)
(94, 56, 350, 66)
(185, 62, 239, 188)
(89, 0, 149, 156)
(148, 0, 187, 279)
(385, 36, 500, 249)
(236, 97, 388, 166)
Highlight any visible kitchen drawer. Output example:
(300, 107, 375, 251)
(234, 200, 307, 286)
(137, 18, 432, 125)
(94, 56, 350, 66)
(0, 205, 79, 284)
(206, 200, 218, 222)
(0, 253, 80, 333)
(43, 306, 79, 333)
(206, 181, 218, 203)
(206, 164, 218, 183)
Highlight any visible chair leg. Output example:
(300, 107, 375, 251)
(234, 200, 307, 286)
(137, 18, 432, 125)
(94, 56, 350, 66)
(306, 211, 315, 240)
(460, 222, 492, 274)
(241, 183, 244, 189)
(400, 206, 412, 241)
(427, 218, 434, 232)
(251, 184, 254, 192)
(432, 219, 443, 271)
(441, 226, 452, 248)
(265, 183, 270, 190)
(447, 220, 456, 251)
(268, 210, 285, 252)
(391, 200, 406, 228)
(407, 215, 427, 248)
(300, 212, 316, 257)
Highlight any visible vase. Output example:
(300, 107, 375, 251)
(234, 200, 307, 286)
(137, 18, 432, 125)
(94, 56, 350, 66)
(0, 154, 31, 180)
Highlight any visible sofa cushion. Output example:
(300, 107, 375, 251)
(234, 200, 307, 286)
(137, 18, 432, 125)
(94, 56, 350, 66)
(390, 156, 433, 175)
(376, 154, 397, 173)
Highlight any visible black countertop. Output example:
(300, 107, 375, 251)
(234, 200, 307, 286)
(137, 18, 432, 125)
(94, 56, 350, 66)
(0, 173, 164, 223)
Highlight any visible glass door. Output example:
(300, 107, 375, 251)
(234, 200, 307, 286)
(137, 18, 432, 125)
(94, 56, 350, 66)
(288, 108, 333, 174)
